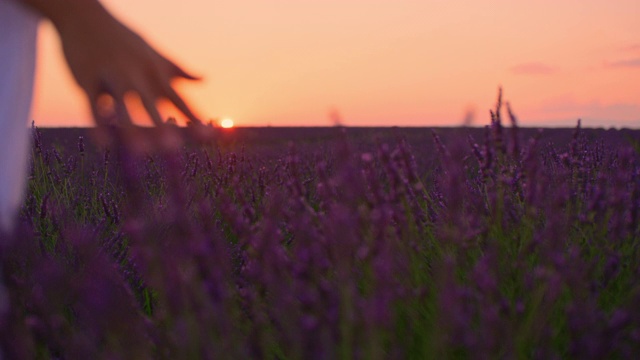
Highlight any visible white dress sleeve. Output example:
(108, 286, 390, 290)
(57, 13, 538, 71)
(0, 0, 39, 231)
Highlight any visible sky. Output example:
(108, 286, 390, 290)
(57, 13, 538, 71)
(31, 0, 640, 128)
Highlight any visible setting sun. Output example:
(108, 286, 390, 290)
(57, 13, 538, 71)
(220, 118, 234, 128)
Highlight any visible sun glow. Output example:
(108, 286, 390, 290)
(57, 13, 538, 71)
(220, 118, 234, 128)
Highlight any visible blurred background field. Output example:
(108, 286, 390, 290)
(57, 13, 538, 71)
(38, 125, 640, 155)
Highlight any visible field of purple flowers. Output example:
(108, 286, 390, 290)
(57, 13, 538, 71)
(2, 95, 640, 359)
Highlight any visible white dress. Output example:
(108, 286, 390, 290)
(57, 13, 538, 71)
(0, 0, 39, 231)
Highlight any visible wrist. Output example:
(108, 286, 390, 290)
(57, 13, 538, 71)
(20, 0, 111, 34)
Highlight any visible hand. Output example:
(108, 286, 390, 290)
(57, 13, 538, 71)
(21, 0, 202, 127)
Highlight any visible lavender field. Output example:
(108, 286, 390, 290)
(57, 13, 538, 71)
(2, 100, 640, 358)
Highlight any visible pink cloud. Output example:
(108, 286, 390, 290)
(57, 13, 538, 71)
(606, 58, 640, 69)
(622, 44, 640, 53)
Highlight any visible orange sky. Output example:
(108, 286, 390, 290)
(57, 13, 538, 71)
(31, 0, 640, 127)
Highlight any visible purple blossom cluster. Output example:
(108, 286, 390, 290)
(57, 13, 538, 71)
(1, 94, 640, 358)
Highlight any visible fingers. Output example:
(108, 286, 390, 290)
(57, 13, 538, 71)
(114, 95, 133, 127)
(140, 95, 165, 127)
(156, 59, 203, 125)
(90, 100, 109, 127)
(139, 80, 197, 127)
(163, 86, 202, 126)
(166, 59, 201, 81)
(87, 64, 201, 128)
(90, 92, 115, 126)
(89, 88, 133, 127)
